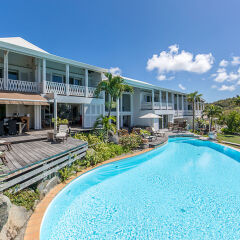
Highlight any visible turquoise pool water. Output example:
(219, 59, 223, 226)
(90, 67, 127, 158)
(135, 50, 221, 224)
(41, 138, 240, 239)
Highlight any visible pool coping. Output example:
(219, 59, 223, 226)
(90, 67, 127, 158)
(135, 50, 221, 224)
(24, 148, 154, 240)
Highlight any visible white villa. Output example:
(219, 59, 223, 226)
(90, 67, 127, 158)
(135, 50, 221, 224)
(0, 37, 204, 132)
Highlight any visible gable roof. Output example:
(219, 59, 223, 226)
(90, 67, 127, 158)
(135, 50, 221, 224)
(0, 37, 48, 54)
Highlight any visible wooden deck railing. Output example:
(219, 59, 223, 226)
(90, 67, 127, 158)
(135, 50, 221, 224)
(0, 142, 88, 192)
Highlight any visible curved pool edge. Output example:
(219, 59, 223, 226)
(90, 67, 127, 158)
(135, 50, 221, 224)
(23, 148, 154, 240)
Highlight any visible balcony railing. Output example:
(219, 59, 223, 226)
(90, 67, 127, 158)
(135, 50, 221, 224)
(0, 78, 40, 93)
(69, 84, 85, 97)
(45, 81, 102, 98)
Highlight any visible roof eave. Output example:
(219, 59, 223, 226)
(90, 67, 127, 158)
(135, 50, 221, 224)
(0, 41, 107, 73)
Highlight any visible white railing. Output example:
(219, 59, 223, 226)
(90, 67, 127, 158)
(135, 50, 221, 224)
(0, 78, 4, 90)
(46, 81, 66, 95)
(141, 102, 152, 110)
(161, 102, 167, 110)
(69, 85, 85, 96)
(8, 79, 39, 93)
(88, 87, 97, 98)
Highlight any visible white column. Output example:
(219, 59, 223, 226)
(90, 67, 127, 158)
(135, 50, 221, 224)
(177, 95, 179, 115)
(120, 96, 123, 128)
(116, 97, 120, 130)
(3, 51, 9, 90)
(34, 105, 42, 130)
(37, 59, 41, 83)
(54, 97, 58, 134)
(162, 115, 164, 129)
(152, 89, 154, 110)
(42, 59, 46, 93)
(85, 69, 88, 97)
(159, 90, 162, 110)
(172, 93, 174, 109)
(182, 95, 184, 111)
(66, 64, 69, 95)
(166, 91, 168, 110)
(130, 94, 133, 127)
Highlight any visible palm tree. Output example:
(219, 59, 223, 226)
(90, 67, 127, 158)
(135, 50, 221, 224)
(187, 91, 203, 132)
(93, 115, 116, 135)
(95, 73, 134, 118)
(203, 104, 222, 131)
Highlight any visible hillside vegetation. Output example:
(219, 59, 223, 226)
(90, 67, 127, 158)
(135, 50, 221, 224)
(208, 96, 240, 114)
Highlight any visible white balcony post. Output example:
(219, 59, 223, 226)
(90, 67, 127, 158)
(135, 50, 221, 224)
(102, 91, 105, 117)
(66, 64, 69, 96)
(120, 96, 123, 128)
(182, 95, 184, 111)
(42, 59, 46, 94)
(152, 89, 154, 110)
(34, 105, 42, 130)
(3, 51, 9, 90)
(116, 97, 120, 130)
(130, 94, 133, 126)
(85, 69, 88, 97)
(159, 90, 162, 109)
(177, 94, 179, 114)
(54, 96, 58, 134)
(166, 91, 168, 110)
(37, 59, 41, 83)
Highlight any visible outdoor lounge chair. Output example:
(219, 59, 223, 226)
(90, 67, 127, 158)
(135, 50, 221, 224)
(146, 127, 166, 138)
(55, 125, 69, 142)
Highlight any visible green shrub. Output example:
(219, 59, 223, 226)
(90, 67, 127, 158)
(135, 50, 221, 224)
(74, 133, 102, 145)
(58, 166, 73, 182)
(222, 111, 240, 133)
(4, 187, 40, 210)
(119, 133, 142, 151)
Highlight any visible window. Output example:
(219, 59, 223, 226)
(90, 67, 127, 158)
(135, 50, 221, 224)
(74, 78, 82, 86)
(0, 69, 2, 78)
(52, 74, 63, 83)
(8, 71, 18, 80)
(69, 77, 74, 85)
(145, 95, 152, 102)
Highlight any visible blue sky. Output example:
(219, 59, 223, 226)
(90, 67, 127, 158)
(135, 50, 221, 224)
(1, 0, 240, 102)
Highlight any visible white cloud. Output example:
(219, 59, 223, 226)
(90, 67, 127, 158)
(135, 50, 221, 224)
(214, 67, 240, 83)
(157, 74, 166, 81)
(146, 45, 214, 81)
(178, 83, 186, 90)
(219, 59, 228, 67)
(109, 67, 121, 76)
(211, 85, 217, 89)
(232, 56, 240, 66)
(218, 84, 236, 91)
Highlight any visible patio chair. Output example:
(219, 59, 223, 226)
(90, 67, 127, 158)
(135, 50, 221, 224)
(7, 119, 17, 135)
(146, 127, 166, 138)
(55, 124, 69, 142)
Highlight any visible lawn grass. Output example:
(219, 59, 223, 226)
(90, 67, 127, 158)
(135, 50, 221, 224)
(217, 133, 240, 145)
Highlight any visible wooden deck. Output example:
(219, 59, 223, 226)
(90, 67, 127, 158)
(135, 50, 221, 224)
(0, 133, 85, 175)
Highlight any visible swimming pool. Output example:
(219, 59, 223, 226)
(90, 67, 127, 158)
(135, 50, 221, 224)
(41, 138, 240, 239)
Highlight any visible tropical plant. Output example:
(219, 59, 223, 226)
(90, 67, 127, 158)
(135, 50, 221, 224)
(203, 104, 222, 131)
(93, 115, 116, 135)
(187, 91, 203, 132)
(95, 73, 134, 117)
(221, 111, 240, 134)
(52, 117, 69, 125)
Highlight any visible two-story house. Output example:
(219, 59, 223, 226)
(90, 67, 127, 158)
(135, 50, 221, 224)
(0, 37, 204, 132)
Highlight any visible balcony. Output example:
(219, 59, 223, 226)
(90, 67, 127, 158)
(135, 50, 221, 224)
(0, 78, 40, 93)
(45, 81, 102, 98)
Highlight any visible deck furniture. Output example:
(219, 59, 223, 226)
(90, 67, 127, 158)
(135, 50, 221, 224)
(0, 140, 12, 151)
(56, 125, 69, 142)
(7, 119, 17, 135)
(146, 127, 166, 138)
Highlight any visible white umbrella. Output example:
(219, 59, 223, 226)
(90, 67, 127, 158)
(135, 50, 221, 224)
(139, 113, 162, 119)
